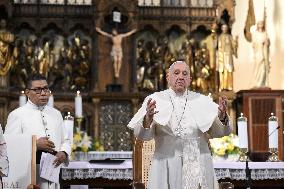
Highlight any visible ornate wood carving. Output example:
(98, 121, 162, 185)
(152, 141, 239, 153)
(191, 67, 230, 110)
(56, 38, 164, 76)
(99, 100, 133, 151)
(216, 0, 236, 25)
(0, 0, 237, 151)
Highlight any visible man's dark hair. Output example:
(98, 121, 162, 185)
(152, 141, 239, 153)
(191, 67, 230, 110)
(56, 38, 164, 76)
(26, 73, 47, 89)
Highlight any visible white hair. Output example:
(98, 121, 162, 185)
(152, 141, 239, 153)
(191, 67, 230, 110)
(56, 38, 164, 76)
(168, 60, 189, 73)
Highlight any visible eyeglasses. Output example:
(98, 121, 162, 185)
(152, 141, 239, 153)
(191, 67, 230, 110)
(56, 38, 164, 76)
(28, 87, 50, 94)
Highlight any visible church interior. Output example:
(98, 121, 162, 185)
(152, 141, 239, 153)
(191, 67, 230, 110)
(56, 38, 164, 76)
(1, 0, 284, 188)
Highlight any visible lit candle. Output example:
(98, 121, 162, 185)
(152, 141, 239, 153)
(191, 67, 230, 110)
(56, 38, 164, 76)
(47, 92, 54, 107)
(19, 91, 27, 107)
(268, 113, 278, 149)
(75, 91, 83, 117)
(237, 113, 248, 148)
(208, 92, 213, 100)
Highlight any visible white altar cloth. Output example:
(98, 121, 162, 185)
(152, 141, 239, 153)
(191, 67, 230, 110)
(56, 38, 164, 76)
(62, 160, 284, 181)
(62, 159, 132, 180)
(214, 161, 284, 180)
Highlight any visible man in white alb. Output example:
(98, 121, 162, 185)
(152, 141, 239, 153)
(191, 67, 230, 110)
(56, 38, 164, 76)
(5, 73, 71, 189)
(128, 60, 231, 189)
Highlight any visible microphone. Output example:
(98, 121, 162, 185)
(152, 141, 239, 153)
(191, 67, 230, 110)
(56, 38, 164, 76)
(269, 126, 280, 137)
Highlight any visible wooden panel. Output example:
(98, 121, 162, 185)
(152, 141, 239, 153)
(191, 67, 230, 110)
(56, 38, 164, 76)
(236, 90, 284, 160)
(250, 125, 268, 152)
(250, 98, 275, 125)
(249, 98, 275, 152)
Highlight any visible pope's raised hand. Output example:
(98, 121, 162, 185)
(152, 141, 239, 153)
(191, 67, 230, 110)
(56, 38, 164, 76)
(218, 96, 228, 120)
(144, 98, 159, 128)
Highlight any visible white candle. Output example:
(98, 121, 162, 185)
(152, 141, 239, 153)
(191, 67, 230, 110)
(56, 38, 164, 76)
(19, 91, 27, 107)
(75, 91, 83, 117)
(47, 93, 54, 107)
(268, 113, 278, 149)
(208, 93, 213, 100)
(64, 113, 74, 144)
(237, 114, 248, 148)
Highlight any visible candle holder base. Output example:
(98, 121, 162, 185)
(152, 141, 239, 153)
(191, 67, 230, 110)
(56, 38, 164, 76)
(75, 117, 84, 131)
(238, 148, 250, 162)
(267, 148, 279, 162)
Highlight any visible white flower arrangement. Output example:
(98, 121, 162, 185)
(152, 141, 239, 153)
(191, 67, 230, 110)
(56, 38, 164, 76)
(72, 128, 92, 152)
(209, 134, 240, 157)
(72, 128, 104, 152)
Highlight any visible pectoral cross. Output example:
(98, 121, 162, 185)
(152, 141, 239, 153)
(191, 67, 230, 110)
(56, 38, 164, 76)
(175, 127, 184, 137)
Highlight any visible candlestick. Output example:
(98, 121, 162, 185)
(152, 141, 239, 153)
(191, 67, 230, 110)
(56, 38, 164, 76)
(268, 113, 279, 162)
(75, 117, 83, 131)
(268, 113, 278, 148)
(208, 92, 213, 100)
(75, 91, 83, 118)
(237, 113, 250, 161)
(47, 92, 54, 107)
(238, 113, 248, 148)
(64, 112, 74, 144)
(19, 91, 27, 107)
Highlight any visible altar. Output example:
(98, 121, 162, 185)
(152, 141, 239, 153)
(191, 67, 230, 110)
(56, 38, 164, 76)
(60, 160, 132, 189)
(60, 159, 284, 189)
(215, 161, 284, 188)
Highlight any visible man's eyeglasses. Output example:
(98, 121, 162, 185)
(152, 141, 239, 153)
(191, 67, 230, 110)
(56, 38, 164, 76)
(28, 87, 50, 94)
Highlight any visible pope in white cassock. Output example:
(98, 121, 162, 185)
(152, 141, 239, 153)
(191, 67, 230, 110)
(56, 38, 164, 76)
(5, 74, 71, 189)
(128, 61, 232, 189)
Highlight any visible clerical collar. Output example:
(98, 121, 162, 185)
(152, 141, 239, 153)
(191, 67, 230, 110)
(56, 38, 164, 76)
(168, 88, 188, 98)
(27, 99, 46, 111)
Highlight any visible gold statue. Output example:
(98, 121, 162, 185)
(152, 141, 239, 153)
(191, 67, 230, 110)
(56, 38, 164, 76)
(202, 23, 218, 91)
(194, 45, 211, 93)
(217, 24, 238, 91)
(95, 27, 136, 79)
(38, 39, 55, 78)
(0, 19, 18, 87)
(202, 22, 218, 70)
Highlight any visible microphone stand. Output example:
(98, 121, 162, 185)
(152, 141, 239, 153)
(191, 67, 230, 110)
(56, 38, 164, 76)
(245, 152, 251, 189)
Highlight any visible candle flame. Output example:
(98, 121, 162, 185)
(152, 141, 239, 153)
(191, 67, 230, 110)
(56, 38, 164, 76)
(77, 91, 81, 96)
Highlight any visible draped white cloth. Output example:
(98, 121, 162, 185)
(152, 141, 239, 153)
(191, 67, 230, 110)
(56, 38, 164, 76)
(128, 88, 231, 189)
(2, 135, 32, 189)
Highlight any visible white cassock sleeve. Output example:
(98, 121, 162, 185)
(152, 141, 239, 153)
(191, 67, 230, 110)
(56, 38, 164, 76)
(5, 111, 23, 134)
(208, 114, 232, 138)
(128, 93, 172, 141)
(191, 95, 231, 137)
(190, 95, 219, 133)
